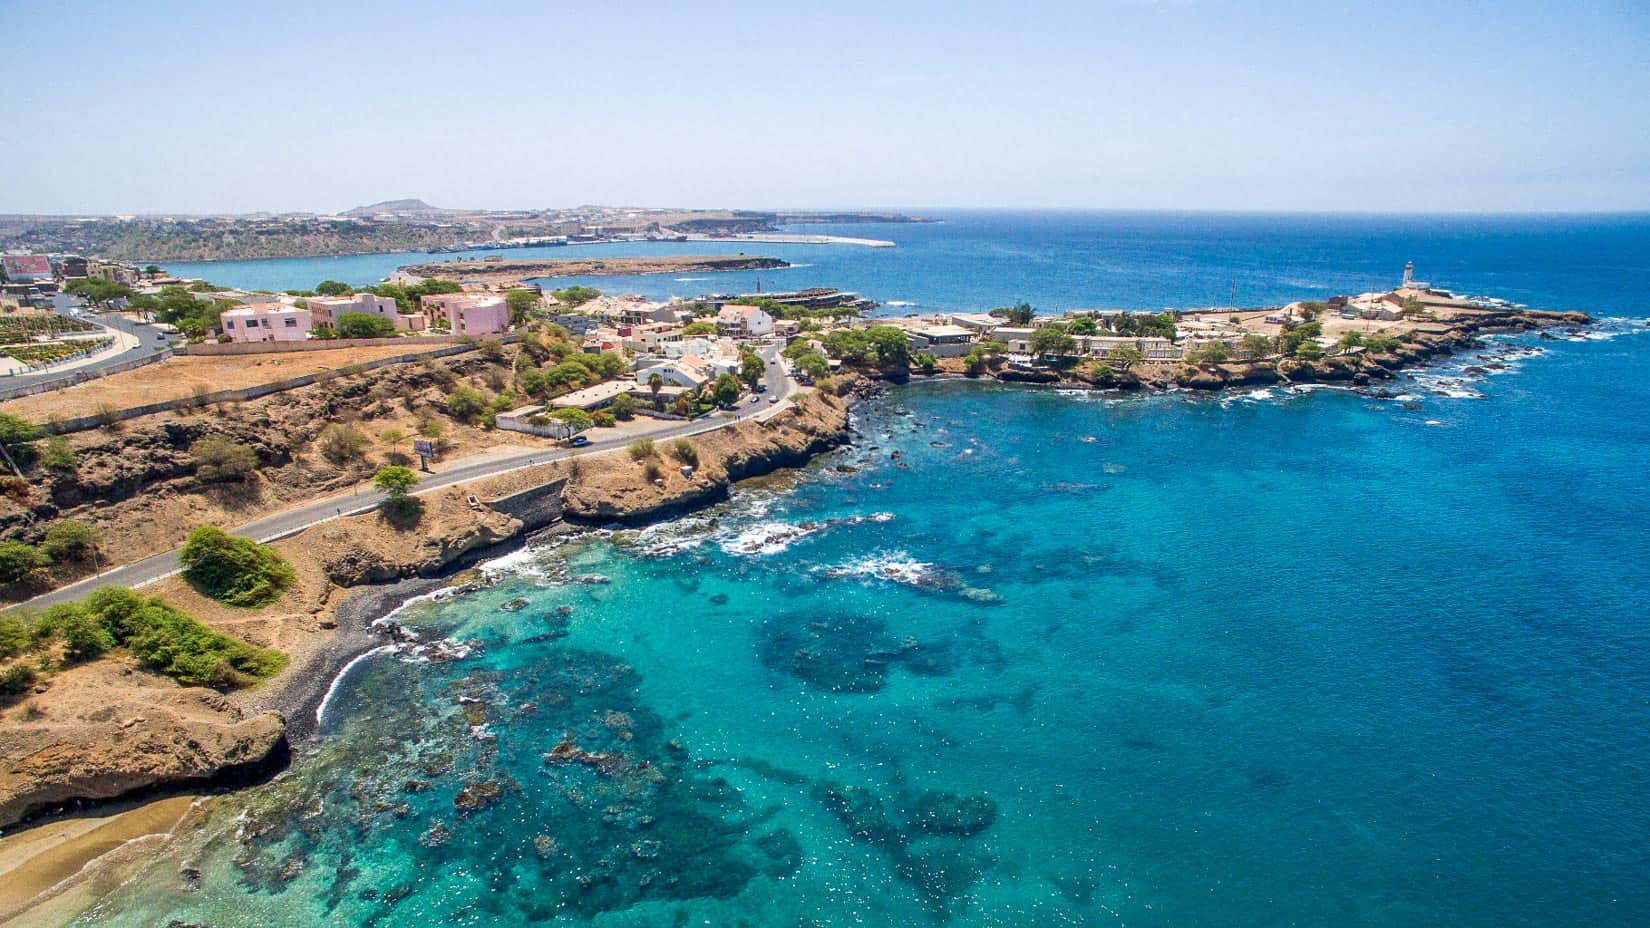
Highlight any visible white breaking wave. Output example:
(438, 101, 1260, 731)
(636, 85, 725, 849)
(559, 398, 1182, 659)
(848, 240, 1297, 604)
(886, 300, 917, 307)
(814, 550, 936, 585)
(315, 645, 396, 726)
(720, 521, 821, 556)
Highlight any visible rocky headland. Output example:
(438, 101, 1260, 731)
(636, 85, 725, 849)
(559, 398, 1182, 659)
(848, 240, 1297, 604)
(397, 254, 789, 287)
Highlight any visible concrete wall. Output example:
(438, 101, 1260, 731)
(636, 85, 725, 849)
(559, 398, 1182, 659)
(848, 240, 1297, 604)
(184, 334, 493, 356)
(485, 478, 567, 532)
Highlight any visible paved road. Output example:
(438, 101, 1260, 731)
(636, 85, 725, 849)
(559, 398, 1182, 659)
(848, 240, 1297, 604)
(0, 309, 175, 396)
(10, 345, 795, 611)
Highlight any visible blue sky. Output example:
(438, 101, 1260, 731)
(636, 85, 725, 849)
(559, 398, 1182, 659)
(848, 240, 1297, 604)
(2, 0, 1646, 214)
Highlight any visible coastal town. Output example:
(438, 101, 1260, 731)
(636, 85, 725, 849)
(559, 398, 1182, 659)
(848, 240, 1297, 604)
(0, 245, 1592, 924)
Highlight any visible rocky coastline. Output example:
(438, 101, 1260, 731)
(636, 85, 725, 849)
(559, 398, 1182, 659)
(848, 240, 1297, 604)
(0, 384, 860, 836)
(948, 307, 1591, 393)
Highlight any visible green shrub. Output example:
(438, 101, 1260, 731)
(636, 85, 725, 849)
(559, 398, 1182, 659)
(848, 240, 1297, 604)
(628, 437, 657, 461)
(0, 662, 37, 697)
(670, 439, 698, 467)
(41, 436, 77, 472)
(41, 602, 115, 661)
(0, 541, 50, 584)
(334, 311, 396, 338)
(42, 520, 98, 562)
(318, 423, 370, 464)
(179, 526, 295, 608)
(0, 614, 32, 659)
(446, 384, 490, 424)
(591, 411, 615, 428)
(191, 434, 258, 482)
(40, 587, 286, 689)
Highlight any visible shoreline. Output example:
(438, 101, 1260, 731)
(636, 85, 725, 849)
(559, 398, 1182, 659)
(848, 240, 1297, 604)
(0, 311, 1596, 924)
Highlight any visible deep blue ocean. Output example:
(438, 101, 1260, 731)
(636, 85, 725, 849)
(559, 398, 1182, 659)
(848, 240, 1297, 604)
(86, 213, 1650, 927)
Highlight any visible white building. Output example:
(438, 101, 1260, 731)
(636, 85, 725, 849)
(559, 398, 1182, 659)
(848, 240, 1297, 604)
(715, 303, 775, 338)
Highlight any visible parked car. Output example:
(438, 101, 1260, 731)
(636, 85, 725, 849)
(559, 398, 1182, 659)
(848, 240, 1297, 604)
(568, 435, 590, 447)
(769, 396, 779, 404)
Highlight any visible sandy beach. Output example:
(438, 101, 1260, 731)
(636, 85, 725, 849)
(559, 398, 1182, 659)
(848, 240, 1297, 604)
(0, 795, 200, 926)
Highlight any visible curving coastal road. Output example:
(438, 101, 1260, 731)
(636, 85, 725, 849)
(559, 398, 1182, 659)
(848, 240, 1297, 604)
(10, 346, 793, 612)
(0, 310, 175, 398)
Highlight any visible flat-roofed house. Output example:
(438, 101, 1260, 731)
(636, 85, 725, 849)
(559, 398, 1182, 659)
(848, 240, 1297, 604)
(904, 323, 975, 358)
(220, 302, 311, 342)
(307, 293, 425, 331)
(549, 380, 636, 411)
(421, 293, 510, 335)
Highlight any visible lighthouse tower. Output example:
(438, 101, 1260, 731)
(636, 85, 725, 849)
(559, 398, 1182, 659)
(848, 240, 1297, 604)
(1402, 261, 1415, 288)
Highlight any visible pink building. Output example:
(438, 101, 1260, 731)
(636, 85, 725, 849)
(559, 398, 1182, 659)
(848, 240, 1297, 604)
(306, 293, 424, 331)
(220, 302, 312, 342)
(421, 293, 510, 336)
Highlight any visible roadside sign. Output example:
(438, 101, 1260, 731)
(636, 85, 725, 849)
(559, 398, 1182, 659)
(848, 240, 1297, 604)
(414, 439, 435, 472)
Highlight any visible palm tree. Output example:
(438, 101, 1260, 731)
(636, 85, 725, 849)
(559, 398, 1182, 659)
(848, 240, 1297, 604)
(648, 372, 664, 410)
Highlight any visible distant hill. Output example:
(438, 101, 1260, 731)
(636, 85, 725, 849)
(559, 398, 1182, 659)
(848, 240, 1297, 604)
(342, 198, 453, 219)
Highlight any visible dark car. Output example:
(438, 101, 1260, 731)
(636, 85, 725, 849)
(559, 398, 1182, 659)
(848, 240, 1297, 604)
(569, 435, 591, 447)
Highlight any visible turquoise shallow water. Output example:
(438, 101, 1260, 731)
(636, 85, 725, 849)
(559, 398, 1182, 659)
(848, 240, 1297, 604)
(76, 320, 1650, 926)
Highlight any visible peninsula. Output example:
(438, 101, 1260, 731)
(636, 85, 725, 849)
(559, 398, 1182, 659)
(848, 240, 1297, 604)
(396, 254, 789, 287)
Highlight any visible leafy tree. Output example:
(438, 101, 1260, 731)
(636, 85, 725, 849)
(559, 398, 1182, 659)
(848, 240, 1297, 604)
(315, 280, 355, 296)
(517, 367, 550, 397)
(1068, 315, 1099, 335)
(372, 465, 419, 500)
(549, 407, 593, 430)
(42, 521, 98, 562)
(143, 264, 163, 278)
(1186, 340, 1229, 364)
(1110, 345, 1146, 368)
(0, 541, 49, 583)
(989, 302, 1036, 325)
(1089, 361, 1116, 380)
(610, 392, 637, 420)
(179, 526, 295, 608)
(590, 351, 626, 379)
(1029, 324, 1077, 357)
(795, 351, 829, 381)
(712, 373, 741, 406)
(681, 321, 716, 336)
(550, 286, 601, 307)
(739, 349, 766, 387)
(335, 311, 396, 338)
(505, 289, 540, 324)
(64, 278, 131, 305)
(547, 359, 593, 390)
(1243, 333, 1273, 359)
(191, 435, 258, 482)
(591, 411, 616, 428)
(1293, 339, 1324, 360)
(1338, 330, 1365, 352)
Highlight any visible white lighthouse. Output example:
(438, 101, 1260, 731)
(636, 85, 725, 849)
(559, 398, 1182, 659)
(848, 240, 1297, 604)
(1401, 261, 1428, 291)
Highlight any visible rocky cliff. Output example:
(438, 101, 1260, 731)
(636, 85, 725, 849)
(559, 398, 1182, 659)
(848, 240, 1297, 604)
(0, 659, 287, 828)
(558, 387, 854, 525)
